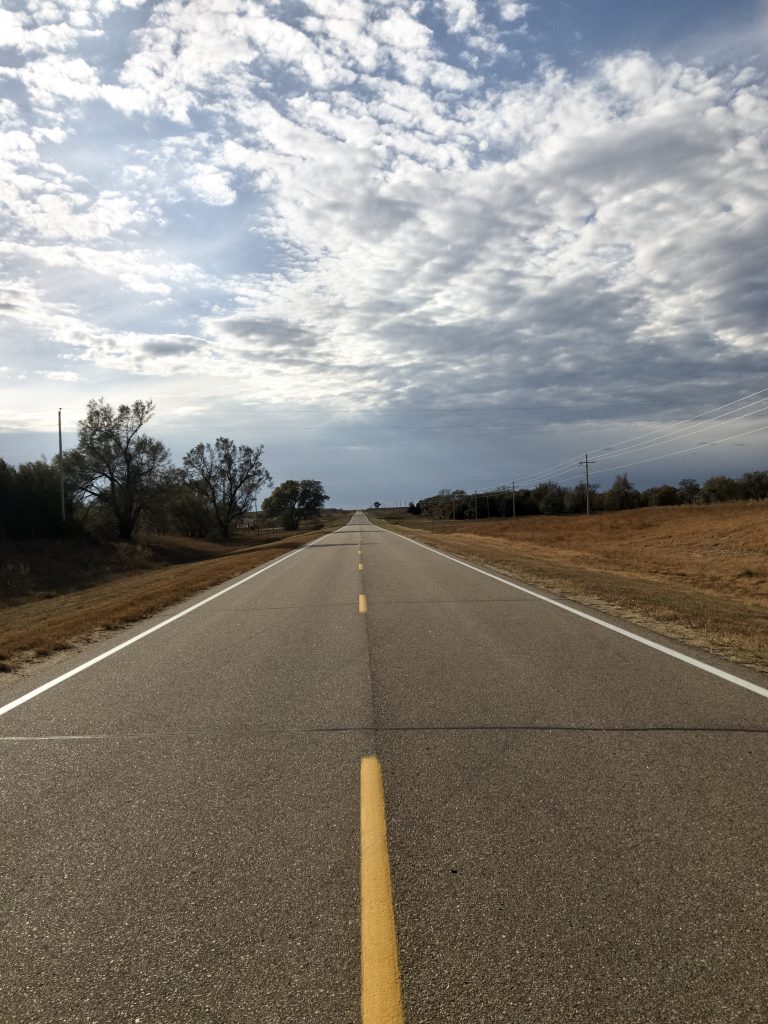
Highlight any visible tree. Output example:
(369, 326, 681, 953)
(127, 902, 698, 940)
(262, 479, 329, 530)
(532, 480, 565, 515)
(604, 474, 642, 511)
(183, 437, 271, 539)
(739, 470, 768, 501)
(68, 398, 170, 541)
(645, 484, 679, 507)
(677, 478, 701, 504)
(564, 481, 599, 515)
(700, 475, 740, 504)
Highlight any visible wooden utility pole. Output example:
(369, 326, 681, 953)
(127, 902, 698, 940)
(579, 453, 593, 516)
(58, 408, 65, 523)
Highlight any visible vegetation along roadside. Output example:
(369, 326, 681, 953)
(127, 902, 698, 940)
(0, 395, 342, 678)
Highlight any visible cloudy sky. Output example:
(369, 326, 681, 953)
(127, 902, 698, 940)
(1, 0, 767, 507)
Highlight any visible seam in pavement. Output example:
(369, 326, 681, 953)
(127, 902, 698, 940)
(3, 725, 768, 741)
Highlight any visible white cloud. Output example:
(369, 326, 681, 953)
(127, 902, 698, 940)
(185, 166, 237, 206)
(440, 0, 480, 34)
(15, 55, 102, 107)
(0, 240, 212, 296)
(499, 1, 528, 24)
(187, 54, 768, 415)
(36, 369, 80, 380)
(0, 7, 87, 54)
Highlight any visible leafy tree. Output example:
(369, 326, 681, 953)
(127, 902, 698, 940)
(739, 470, 768, 500)
(604, 473, 642, 511)
(262, 479, 329, 530)
(171, 489, 215, 538)
(183, 437, 271, 539)
(67, 398, 170, 541)
(677, 478, 701, 504)
(148, 469, 215, 538)
(645, 484, 679, 507)
(700, 475, 740, 503)
(564, 481, 599, 514)
(532, 480, 565, 515)
(0, 456, 76, 540)
(0, 459, 13, 540)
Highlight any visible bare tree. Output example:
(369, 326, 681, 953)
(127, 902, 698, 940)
(183, 437, 271, 539)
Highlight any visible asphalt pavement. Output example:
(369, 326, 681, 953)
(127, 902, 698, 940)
(2, 512, 767, 1022)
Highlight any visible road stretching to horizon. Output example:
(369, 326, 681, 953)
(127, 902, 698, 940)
(2, 512, 768, 1023)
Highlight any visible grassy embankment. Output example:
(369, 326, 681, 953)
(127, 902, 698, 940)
(0, 514, 348, 674)
(373, 503, 768, 672)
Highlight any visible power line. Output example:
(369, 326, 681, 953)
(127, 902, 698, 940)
(590, 396, 768, 464)
(590, 385, 768, 457)
(583, 423, 768, 478)
(506, 385, 768, 490)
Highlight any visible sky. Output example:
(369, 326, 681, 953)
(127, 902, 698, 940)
(1, 0, 767, 508)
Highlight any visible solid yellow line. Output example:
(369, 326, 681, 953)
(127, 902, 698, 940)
(360, 756, 405, 1024)
(359, 594, 368, 613)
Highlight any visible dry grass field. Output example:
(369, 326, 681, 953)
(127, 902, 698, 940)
(0, 519, 345, 674)
(374, 503, 768, 672)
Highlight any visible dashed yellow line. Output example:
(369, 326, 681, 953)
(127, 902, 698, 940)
(359, 594, 368, 614)
(360, 756, 405, 1024)
(359, 563, 364, 571)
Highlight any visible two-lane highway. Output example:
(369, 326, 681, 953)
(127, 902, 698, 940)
(2, 513, 767, 1022)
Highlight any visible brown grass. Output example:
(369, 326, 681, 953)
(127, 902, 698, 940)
(374, 504, 768, 672)
(0, 520, 345, 674)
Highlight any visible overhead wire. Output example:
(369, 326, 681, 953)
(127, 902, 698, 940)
(588, 384, 768, 456)
(503, 386, 768, 491)
(590, 395, 768, 463)
(584, 422, 768, 478)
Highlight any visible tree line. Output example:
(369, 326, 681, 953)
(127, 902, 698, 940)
(410, 469, 768, 520)
(0, 398, 328, 542)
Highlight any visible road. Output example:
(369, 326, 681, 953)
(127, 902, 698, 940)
(1, 512, 767, 1023)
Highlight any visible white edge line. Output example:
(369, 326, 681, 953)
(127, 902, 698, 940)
(374, 523, 768, 702)
(0, 532, 331, 719)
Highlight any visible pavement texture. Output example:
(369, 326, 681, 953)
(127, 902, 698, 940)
(1, 513, 768, 1022)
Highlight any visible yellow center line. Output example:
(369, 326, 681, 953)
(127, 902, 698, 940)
(360, 757, 405, 1024)
(359, 594, 368, 614)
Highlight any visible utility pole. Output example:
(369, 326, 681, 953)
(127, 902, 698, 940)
(579, 453, 593, 516)
(58, 408, 65, 523)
